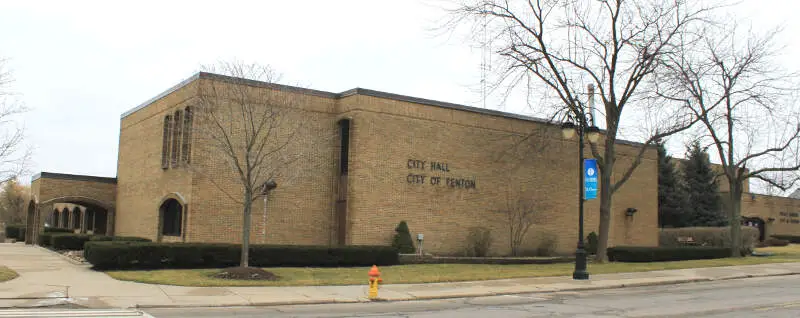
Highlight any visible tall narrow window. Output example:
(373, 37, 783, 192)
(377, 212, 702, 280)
(181, 106, 193, 164)
(161, 115, 172, 169)
(339, 119, 351, 175)
(160, 199, 183, 236)
(171, 110, 182, 167)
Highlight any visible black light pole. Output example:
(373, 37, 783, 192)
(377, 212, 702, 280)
(562, 87, 599, 281)
(573, 104, 589, 280)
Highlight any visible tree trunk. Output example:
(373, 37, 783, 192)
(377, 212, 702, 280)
(728, 183, 743, 258)
(595, 136, 615, 263)
(596, 164, 613, 263)
(241, 190, 253, 267)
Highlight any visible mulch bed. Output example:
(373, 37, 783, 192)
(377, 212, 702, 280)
(212, 267, 280, 281)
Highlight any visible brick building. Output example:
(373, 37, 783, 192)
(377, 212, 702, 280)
(22, 72, 798, 254)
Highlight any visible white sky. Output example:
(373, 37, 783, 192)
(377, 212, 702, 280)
(0, 0, 798, 194)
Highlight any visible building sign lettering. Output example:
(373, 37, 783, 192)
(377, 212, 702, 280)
(406, 158, 476, 189)
(779, 211, 800, 224)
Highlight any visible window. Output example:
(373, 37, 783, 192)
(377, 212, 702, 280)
(182, 106, 193, 164)
(160, 199, 183, 236)
(61, 207, 69, 228)
(161, 115, 172, 169)
(171, 110, 182, 167)
(71, 207, 81, 229)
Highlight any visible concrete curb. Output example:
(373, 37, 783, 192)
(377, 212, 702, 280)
(129, 272, 800, 309)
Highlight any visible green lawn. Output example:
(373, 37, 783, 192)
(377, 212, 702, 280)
(104, 244, 800, 287)
(0, 266, 18, 282)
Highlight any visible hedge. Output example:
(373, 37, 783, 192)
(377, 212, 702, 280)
(659, 226, 759, 254)
(84, 242, 400, 270)
(38, 232, 56, 247)
(89, 235, 152, 242)
(51, 234, 91, 250)
(607, 246, 733, 262)
(5, 225, 25, 241)
(770, 235, 800, 244)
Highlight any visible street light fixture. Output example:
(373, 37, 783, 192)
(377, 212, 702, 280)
(561, 92, 601, 281)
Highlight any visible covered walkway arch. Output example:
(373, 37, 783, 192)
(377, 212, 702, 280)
(25, 172, 116, 245)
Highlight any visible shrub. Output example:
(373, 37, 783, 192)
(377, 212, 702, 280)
(536, 232, 559, 256)
(607, 246, 732, 262)
(391, 221, 415, 254)
(51, 234, 92, 250)
(83, 242, 399, 270)
(586, 232, 599, 255)
(465, 226, 492, 257)
(5, 225, 25, 241)
(90, 235, 151, 242)
(659, 226, 758, 254)
(764, 237, 790, 247)
(44, 227, 74, 234)
(38, 233, 55, 247)
(770, 235, 800, 244)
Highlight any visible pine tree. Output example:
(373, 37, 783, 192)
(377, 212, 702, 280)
(656, 140, 689, 228)
(391, 221, 415, 253)
(682, 141, 727, 226)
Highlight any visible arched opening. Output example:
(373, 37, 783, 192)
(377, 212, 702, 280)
(25, 201, 36, 244)
(60, 207, 69, 229)
(159, 199, 183, 237)
(71, 206, 81, 229)
(742, 217, 766, 241)
(50, 209, 58, 227)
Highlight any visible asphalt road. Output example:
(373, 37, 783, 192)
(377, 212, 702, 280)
(146, 275, 800, 317)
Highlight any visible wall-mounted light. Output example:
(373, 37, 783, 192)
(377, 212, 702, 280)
(768, 217, 776, 222)
(625, 208, 638, 217)
(751, 193, 757, 201)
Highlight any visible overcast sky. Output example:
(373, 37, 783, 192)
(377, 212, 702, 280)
(1, 0, 798, 194)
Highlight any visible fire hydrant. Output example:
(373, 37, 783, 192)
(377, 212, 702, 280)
(368, 265, 383, 300)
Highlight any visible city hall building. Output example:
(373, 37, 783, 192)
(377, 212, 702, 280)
(22, 72, 800, 255)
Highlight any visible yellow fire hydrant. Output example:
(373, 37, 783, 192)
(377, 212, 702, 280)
(368, 265, 383, 300)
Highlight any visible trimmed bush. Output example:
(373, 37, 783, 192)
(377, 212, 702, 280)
(5, 225, 25, 241)
(586, 232, 599, 255)
(51, 234, 91, 250)
(764, 237, 790, 247)
(659, 226, 758, 254)
(607, 246, 732, 262)
(38, 232, 55, 247)
(84, 242, 400, 270)
(770, 235, 800, 244)
(44, 227, 74, 234)
(465, 226, 492, 257)
(89, 235, 151, 242)
(391, 221, 415, 254)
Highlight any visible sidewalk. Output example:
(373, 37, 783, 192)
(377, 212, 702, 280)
(0, 243, 798, 309)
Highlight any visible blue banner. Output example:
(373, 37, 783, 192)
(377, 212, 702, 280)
(584, 159, 598, 200)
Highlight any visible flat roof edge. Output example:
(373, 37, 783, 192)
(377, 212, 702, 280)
(32, 172, 117, 184)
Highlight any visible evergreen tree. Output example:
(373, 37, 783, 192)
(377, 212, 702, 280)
(682, 141, 727, 226)
(391, 221, 415, 253)
(656, 140, 689, 228)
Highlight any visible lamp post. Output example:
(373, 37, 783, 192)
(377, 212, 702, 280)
(260, 179, 277, 243)
(561, 89, 600, 281)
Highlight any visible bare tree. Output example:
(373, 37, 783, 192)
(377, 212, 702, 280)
(0, 58, 30, 184)
(446, 0, 711, 261)
(657, 26, 800, 256)
(192, 61, 311, 267)
(497, 191, 548, 256)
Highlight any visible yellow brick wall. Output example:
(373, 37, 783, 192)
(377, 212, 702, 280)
(115, 82, 196, 241)
(113, 75, 659, 255)
(343, 95, 658, 255)
(739, 193, 800, 238)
